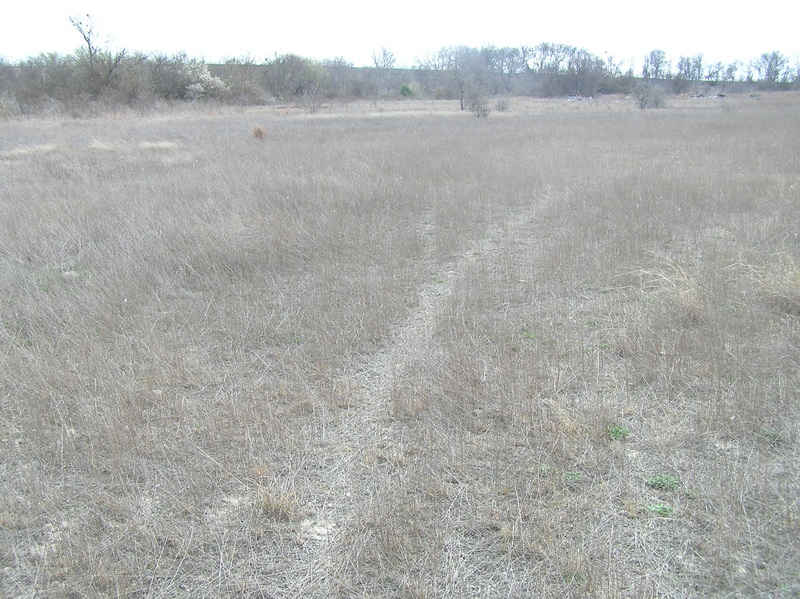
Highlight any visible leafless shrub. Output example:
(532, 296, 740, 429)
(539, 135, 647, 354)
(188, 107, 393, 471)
(635, 80, 667, 109)
(467, 84, 492, 118)
(495, 97, 510, 113)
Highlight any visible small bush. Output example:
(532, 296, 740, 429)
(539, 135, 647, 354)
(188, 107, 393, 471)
(635, 81, 667, 109)
(253, 125, 266, 140)
(468, 91, 492, 118)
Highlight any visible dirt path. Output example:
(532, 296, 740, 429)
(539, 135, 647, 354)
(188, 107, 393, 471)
(279, 205, 539, 595)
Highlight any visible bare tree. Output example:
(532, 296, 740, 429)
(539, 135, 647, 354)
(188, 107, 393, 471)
(322, 57, 357, 98)
(642, 49, 669, 80)
(528, 43, 575, 96)
(370, 48, 397, 97)
(372, 48, 396, 70)
(565, 49, 607, 96)
(264, 53, 310, 99)
(69, 15, 100, 68)
(14, 53, 75, 104)
(414, 48, 452, 71)
(691, 54, 704, 81)
(219, 55, 264, 104)
(444, 46, 491, 110)
(676, 56, 691, 81)
(264, 53, 328, 107)
(723, 61, 741, 83)
(148, 52, 190, 99)
(69, 14, 131, 98)
(483, 46, 526, 93)
(298, 60, 330, 113)
(705, 61, 723, 83)
(754, 51, 788, 85)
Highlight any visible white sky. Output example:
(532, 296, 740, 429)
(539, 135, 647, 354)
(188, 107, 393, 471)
(1, 0, 798, 70)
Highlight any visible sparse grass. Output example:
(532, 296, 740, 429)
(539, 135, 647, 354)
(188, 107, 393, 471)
(756, 430, 784, 444)
(1, 94, 798, 598)
(745, 252, 800, 316)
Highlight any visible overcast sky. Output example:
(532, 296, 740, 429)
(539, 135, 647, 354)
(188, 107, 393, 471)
(2, 0, 797, 70)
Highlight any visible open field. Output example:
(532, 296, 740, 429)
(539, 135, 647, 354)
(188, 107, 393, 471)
(1, 94, 799, 597)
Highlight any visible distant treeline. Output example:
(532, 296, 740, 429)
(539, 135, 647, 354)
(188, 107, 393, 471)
(1, 33, 797, 117)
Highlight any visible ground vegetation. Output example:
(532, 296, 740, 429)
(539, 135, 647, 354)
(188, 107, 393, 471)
(1, 92, 798, 597)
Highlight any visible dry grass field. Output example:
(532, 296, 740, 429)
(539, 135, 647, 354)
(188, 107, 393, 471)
(1, 93, 799, 598)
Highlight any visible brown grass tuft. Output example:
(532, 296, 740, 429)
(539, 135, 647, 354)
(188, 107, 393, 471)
(252, 125, 266, 139)
(257, 490, 297, 521)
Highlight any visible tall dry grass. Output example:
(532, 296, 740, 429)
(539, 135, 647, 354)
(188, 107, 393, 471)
(1, 94, 798, 597)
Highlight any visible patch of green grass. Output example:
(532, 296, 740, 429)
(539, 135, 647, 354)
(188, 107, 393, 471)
(645, 503, 674, 516)
(539, 464, 557, 477)
(646, 474, 680, 491)
(607, 425, 630, 441)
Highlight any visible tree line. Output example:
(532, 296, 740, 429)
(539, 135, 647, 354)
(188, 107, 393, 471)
(0, 16, 797, 117)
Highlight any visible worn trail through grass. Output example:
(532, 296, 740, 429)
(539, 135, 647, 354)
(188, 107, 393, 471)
(282, 200, 544, 594)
